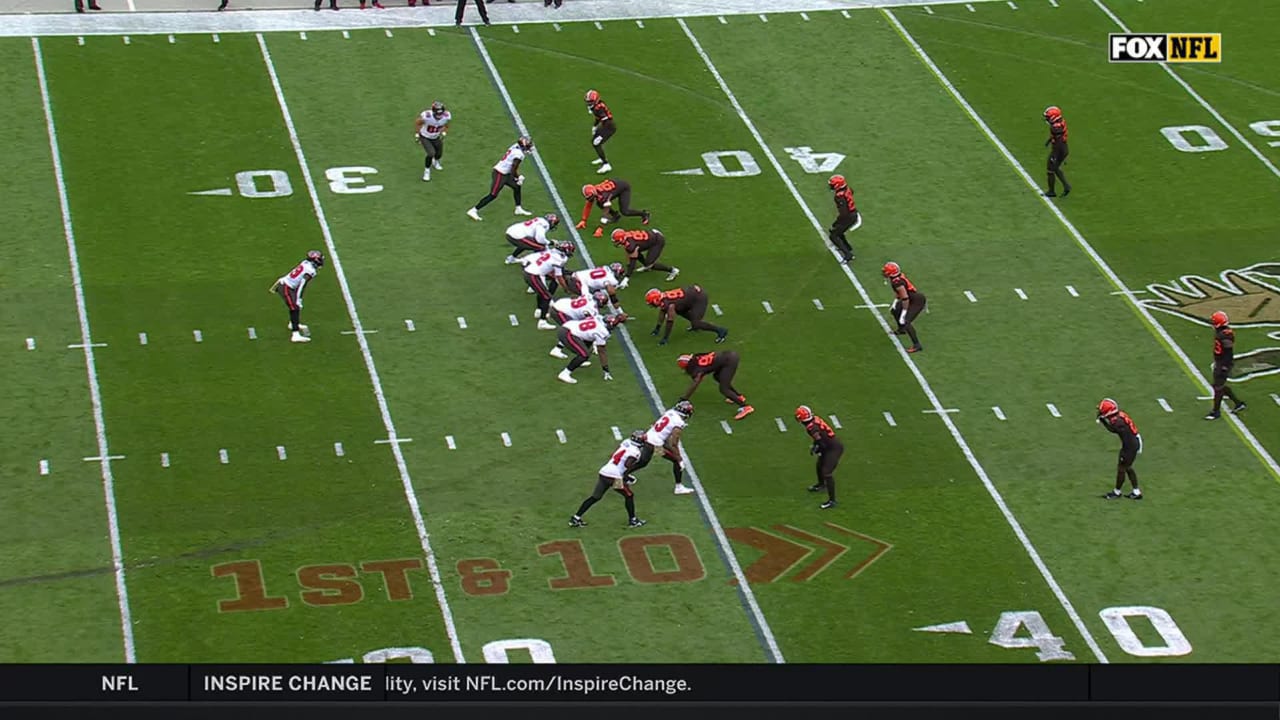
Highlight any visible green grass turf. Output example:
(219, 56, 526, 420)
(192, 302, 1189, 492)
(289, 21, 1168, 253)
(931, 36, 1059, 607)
(1, 0, 1278, 664)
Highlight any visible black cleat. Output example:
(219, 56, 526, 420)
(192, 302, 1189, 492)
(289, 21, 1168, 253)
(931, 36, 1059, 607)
(1043, 190, 1057, 198)
(1062, 185, 1071, 197)
(807, 483, 825, 493)
(628, 518, 647, 528)
(1231, 401, 1248, 414)
(1126, 492, 1143, 500)
(819, 500, 837, 510)
(569, 516, 587, 527)
(715, 329, 728, 344)
(1204, 410, 1221, 421)
(1102, 491, 1123, 500)
(641, 211, 651, 225)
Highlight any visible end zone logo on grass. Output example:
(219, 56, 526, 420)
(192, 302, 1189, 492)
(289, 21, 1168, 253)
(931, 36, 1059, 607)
(1108, 33, 1221, 63)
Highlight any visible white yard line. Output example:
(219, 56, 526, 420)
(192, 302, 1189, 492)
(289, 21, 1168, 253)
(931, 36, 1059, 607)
(680, 17, 1108, 663)
(33, 37, 136, 664)
(1091, 0, 1280, 181)
(884, 8, 1280, 485)
(257, 34, 466, 664)
(470, 26, 784, 665)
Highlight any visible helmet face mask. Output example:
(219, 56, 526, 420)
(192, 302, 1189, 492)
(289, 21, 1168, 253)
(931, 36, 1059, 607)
(674, 400, 694, 418)
(558, 242, 575, 257)
(644, 288, 662, 307)
(795, 405, 813, 423)
(882, 262, 900, 278)
(545, 213, 560, 229)
(1098, 398, 1119, 417)
(585, 89, 600, 106)
(629, 429, 647, 446)
(431, 101, 445, 118)
(518, 135, 534, 151)
(306, 250, 325, 268)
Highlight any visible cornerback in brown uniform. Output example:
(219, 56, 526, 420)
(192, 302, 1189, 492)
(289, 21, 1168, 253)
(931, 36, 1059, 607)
(1206, 311, 1246, 419)
(827, 175, 859, 264)
(883, 262, 926, 353)
(1097, 398, 1142, 499)
(796, 405, 843, 509)
(584, 89, 616, 169)
(1042, 106, 1071, 197)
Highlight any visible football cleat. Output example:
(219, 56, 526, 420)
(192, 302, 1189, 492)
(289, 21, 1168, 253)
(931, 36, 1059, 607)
(514, 206, 533, 216)
(1098, 398, 1119, 417)
(882, 261, 901, 278)
(591, 158, 604, 165)
(1126, 491, 1143, 500)
(584, 89, 600, 106)
(288, 323, 310, 334)
(734, 405, 755, 421)
(1210, 311, 1229, 327)
(907, 345, 923, 354)
(596, 163, 612, 174)
(581, 184, 596, 199)
(819, 500, 837, 510)
(466, 207, 482, 221)
(569, 516, 587, 527)
(557, 369, 578, 384)
(641, 211, 651, 225)
(421, 168, 431, 182)
(628, 518, 647, 528)
(1102, 490, 1123, 500)
(432, 159, 443, 170)
(550, 347, 569, 359)
(306, 250, 325, 268)
(808, 483, 825, 493)
(828, 174, 847, 190)
(1232, 401, 1248, 414)
(1204, 411, 1221, 421)
(795, 405, 814, 423)
(714, 328, 728, 344)
(674, 400, 695, 418)
(290, 332, 311, 344)
(644, 288, 663, 307)
(673, 483, 695, 495)
(544, 213, 560, 229)
(1044, 105, 1062, 122)
(677, 354, 692, 369)
(537, 320, 556, 330)
(665, 267, 681, 282)
(504, 255, 517, 265)
(517, 135, 534, 152)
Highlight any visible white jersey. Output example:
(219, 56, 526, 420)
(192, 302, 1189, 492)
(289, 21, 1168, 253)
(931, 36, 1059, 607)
(277, 260, 318, 291)
(506, 217, 552, 247)
(520, 249, 569, 278)
(599, 440, 643, 479)
(550, 294, 600, 321)
(493, 144, 526, 175)
(644, 409, 687, 448)
(566, 317, 612, 347)
(417, 110, 452, 140)
(571, 266, 619, 295)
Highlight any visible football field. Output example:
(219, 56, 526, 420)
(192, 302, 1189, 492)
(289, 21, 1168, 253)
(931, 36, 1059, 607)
(1, 0, 1278, 665)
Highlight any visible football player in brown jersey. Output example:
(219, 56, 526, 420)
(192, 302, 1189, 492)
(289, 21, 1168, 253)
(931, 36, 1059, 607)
(827, 175, 860, 264)
(1043, 106, 1071, 198)
(796, 406, 844, 509)
(612, 228, 679, 282)
(584, 89, 616, 174)
(677, 351, 753, 420)
(1097, 399, 1143, 500)
(576, 178, 649, 236)
(1205, 311, 1247, 420)
(646, 286, 727, 346)
(883, 262, 926, 353)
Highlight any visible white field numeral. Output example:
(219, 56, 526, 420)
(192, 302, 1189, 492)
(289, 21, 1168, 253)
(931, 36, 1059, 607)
(361, 647, 435, 664)
(235, 170, 293, 198)
(988, 611, 1075, 662)
(480, 638, 557, 664)
(1249, 120, 1280, 147)
(1098, 606, 1192, 657)
(783, 146, 846, 173)
(701, 150, 761, 178)
(326, 166, 384, 195)
(1162, 119, 1280, 153)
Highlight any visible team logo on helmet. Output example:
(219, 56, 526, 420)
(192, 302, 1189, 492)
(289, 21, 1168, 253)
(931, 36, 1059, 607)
(611, 229, 628, 246)
(1211, 310, 1229, 327)
(1044, 105, 1062, 122)
(581, 184, 596, 199)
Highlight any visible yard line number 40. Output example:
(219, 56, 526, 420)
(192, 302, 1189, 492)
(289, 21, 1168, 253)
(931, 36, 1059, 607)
(991, 606, 1191, 661)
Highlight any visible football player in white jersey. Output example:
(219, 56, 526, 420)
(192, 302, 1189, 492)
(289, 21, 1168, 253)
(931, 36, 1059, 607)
(550, 314, 627, 384)
(268, 250, 324, 344)
(631, 400, 695, 495)
(520, 242, 575, 329)
(467, 136, 534, 221)
(504, 213, 560, 264)
(569, 430, 648, 528)
(566, 262, 628, 312)
(548, 290, 608, 326)
(414, 101, 451, 182)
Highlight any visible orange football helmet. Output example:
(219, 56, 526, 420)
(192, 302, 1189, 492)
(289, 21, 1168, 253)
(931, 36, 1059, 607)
(1211, 311, 1229, 327)
(828, 174, 847, 190)
(1044, 106, 1062, 122)
(611, 229, 628, 246)
(677, 354, 693, 369)
(645, 288, 663, 307)
(882, 262, 901, 278)
(581, 184, 596, 199)
(1098, 398, 1119, 417)
(584, 89, 600, 105)
(795, 405, 814, 423)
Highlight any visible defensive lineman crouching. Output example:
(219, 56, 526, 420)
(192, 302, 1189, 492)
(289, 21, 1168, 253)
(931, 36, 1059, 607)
(569, 430, 648, 529)
(629, 400, 696, 495)
(550, 314, 628, 384)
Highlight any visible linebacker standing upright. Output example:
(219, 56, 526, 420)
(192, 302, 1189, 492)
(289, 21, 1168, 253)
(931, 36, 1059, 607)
(1042, 106, 1071, 198)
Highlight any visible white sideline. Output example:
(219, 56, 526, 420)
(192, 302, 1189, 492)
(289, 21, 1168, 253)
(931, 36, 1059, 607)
(257, 34, 466, 664)
(677, 17, 1110, 663)
(882, 10, 1280, 484)
(470, 27, 785, 665)
(33, 37, 137, 664)
(1091, 0, 1280, 181)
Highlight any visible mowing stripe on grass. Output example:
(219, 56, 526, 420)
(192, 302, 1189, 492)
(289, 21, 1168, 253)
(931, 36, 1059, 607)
(1091, 0, 1280, 181)
(258, 33, 466, 664)
(471, 25, 784, 664)
(883, 8, 1280, 485)
(33, 37, 136, 665)
(680, 16, 1108, 663)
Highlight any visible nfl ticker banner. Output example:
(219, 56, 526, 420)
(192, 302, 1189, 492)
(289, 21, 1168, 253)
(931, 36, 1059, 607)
(0, 664, 1276, 702)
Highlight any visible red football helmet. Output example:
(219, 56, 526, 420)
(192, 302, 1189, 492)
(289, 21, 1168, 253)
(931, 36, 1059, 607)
(611, 228, 628, 247)
(1211, 311, 1229, 327)
(585, 89, 600, 105)
(795, 405, 814, 423)
(581, 184, 596, 199)
(1098, 398, 1119, 417)
(828, 174, 847, 190)
(882, 262, 901, 278)
(1044, 106, 1062, 122)
(677, 354, 693, 369)
(645, 288, 663, 307)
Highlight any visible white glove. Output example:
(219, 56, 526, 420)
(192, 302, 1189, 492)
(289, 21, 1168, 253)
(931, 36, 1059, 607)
(516, 175, 525, 186)
(618, 277, 630, 290)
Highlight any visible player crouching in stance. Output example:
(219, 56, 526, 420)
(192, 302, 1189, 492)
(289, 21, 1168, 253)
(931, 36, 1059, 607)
(519, 242, 575, 330)
(269, 250, 324, 344)
(631, 400, 696, 495)
(551, 314, 628, 384)
(504, 213, 560, 264)
(612, 228, 679, 282)
(796, 405, 843, 509)
(646, 285, 727, 346)
(1097, 398, 1142, 500)
(883, 262, 926, 353)
(1205, 310, 1247, 420)
(569, 430, 648, 529)
(576, 179, 649, 237)
(677, 351, 753, 420)
(549, 290, 609, 327)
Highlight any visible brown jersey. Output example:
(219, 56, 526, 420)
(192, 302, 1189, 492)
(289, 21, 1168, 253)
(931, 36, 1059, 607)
(580, 178, 630, 223)
(833, 187, 857, 220)
(616, 228, 664, 253)
(590, 100, 614, 127)
(1098, 411, 1140, 448)
(890, 273, 922, 301)
(683, 350, 730, 378)
(1048, 117, 1068, 146)
(660, 285, 704, 315)
(1213, 326, 1235, 366)
(803, 416, 843, 453)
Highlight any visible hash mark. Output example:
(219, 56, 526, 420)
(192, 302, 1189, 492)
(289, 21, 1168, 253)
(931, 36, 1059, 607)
(924, 5, 934, 13)
(636, 20, 644, 28)
(774, 417, 787, 432)
(334, 442, 345, 457)
(1049, 0, 1059, 6)
(168, 34, 176, 44)
(841, 10, 850, 17)
(883, 412, 897, 427)
(509, 314, 519, 326)
(758, 13, 769, 22)
(720, 420, 733, 435)
(193, 330, 203, 343)
(828, 414, 842, 429)
(123, 36, 131, 45)
(992, 406, 1006, 421)
(342, 31, 350, 39)
(1008, 1, 1018, 9)
(712, 304, 723, 316)
(718, 15, 727, 23)
(428, 28, 436, 36)
(594, 21, 603, 30)
(213, 33, 220, 42)
(39, 459, 49, 476)
(964, 290, 978, 303)
(501, 432, 512, 447)
(801, 12, 810, 20)
(25, 337, 35, 350)
(138, 333, 147, 346)
(812, 298, 825, 310)
(299, 32, 307, 40)
(553, 23, 562, 31)
(966, 3, 976, 10)
(1014, 288, 1027, 300)
(445, 435, 456, 450)
(218, 448, 229, 465)
(923, 408, 960, 415)
(405, 319, 416, 332)
(1158, 398, 1173, 413)
(1066, 285, 1079, 297)
(1046, 403, 1061, 418)
(611, 426, 623, 441)
(276, 446, 287, 461)
(556, 429, 567, 444)
(512, 25, 520, 33)
(161, 452, 170, 468)
(456, 316, 468, 329)
(247, 327, 257, 340)
(762, 301, 774, 314)
(77, 37, 84, 46)
(385, 29, 394, 38)
(1270, 392, 1279, 407)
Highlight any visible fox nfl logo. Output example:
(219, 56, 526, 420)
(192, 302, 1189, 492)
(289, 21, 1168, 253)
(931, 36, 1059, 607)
(1108, 33, 1221, 63)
